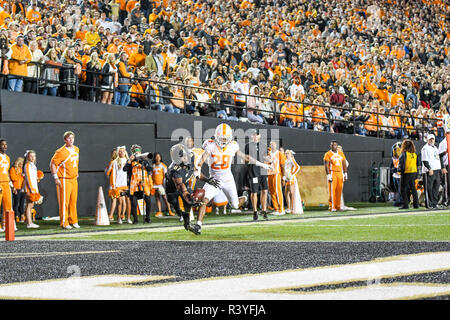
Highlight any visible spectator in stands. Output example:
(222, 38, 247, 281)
(8, 35, 30, 92)
(24, 41, 43, 94)
(41, 49, 60, 96)
(84, 51, 103, 102)
(100, 53, 118, 104)
(117, 51, 133, 106)
(247, 85, 265, 124)
(60, 47, 81, 98)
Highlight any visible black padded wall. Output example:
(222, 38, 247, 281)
(0, 90, 425, 216)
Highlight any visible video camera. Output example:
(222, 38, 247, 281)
(134, 152, 153, 163)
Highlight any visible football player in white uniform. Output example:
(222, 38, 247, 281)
(188, 123, 272, 235)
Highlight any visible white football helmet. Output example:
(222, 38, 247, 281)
(214, 123, 233, 148)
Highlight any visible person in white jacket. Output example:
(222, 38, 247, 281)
(24, 41, 44, 93)
(283, 150, 303, 214)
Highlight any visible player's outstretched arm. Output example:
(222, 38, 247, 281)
(237, 150, 272, 170)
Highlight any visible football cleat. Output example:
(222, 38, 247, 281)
(182, 212, 190, 230)
(189, 223, 201, 235)
(214, 123, 233, 148)
(253, 212, 258, 221)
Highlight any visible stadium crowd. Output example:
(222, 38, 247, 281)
(0, 0, 448, 141)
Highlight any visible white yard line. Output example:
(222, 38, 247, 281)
(11, 209, 448, 241)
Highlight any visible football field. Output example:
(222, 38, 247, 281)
(1, 203, 449, 301)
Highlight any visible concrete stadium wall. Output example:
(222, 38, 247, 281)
(0, 90, 424, 217)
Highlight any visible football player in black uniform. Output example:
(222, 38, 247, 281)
(165, 143, 220, 231)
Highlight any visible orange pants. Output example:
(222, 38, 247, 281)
(0, 181, 12, 227)
(56, 178, 78, 228)
(328, 171, 343, 211)
(268, 174, 284, 213)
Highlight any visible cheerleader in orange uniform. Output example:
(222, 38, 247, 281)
(23, 150, 43, 229)
(10, 157, 25, 222)
(110, 146, 130, 224)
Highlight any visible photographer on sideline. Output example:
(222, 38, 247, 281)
(123, 144, 153, 224)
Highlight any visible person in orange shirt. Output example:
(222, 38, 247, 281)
(128, 45, 147, 69)
(267, 140, 286, 215)
(9, 156, 25, 222)
(324, 140, 348, 212)
(364, 106, 380, 136)
(0, 139, 16, 233)
(390, 87, 405, 107)
(26, 4, 41, 23)
(311, 105, 329, 131)
(50, 131, 80, 230)
(151, 153, 174, 217)
(279, 101, 299, 128)
(8, 35, 31, 92)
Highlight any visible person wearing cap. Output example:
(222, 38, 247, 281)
(421, 134, 443, 209)
(245, 129, 269, 220)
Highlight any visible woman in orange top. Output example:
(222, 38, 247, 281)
(151, 153, 174, 217)
(10, 157, 25, 222)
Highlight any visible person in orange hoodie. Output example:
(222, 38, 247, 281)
(8, 35, 31, 92)
(10, 157, 25, 222)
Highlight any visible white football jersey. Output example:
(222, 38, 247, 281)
(202, 139, 239, 179)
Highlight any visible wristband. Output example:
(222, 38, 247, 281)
(53, 174, 59, 179)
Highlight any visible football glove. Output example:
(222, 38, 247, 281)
(205, 177, 221, 188)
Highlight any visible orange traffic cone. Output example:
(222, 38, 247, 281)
(95, 186, 110, 226)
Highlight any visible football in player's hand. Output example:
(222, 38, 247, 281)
(192, 188, 205, 202)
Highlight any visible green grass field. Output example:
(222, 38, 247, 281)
(14, 202, 450, 242)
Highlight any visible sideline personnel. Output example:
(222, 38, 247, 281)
(324, 140, 348, 212)
(245, 129, 269, 220)
(421, 134, 443, 209)
(50, 131, 80, 229)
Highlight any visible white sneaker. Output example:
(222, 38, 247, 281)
(27, 223, 39, 229)
(0, 228, 4, 232)
(285, 209, 291, 214)
(63, 225, 73, 230)
(127, 219, 132, 224)
(331, 208, 337, 212)
(117, 219, 123, 224)
(179, 216, 184, 222)
(72, 223, 80, 229)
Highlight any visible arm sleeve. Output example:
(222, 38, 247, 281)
(398, 153, 406, 174)
(422, 161, 431, 170)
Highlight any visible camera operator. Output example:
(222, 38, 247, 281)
(0, 35, 11, 90)
(123, 144, 153, 224)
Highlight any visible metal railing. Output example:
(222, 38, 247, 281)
(1, 59, 444, 142)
